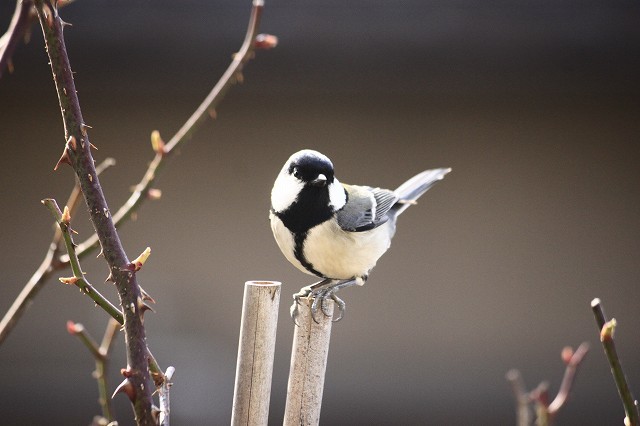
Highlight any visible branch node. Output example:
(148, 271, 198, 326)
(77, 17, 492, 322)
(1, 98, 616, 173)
(59, 276, 79, 285)
(151, 130, 166, 156)
(601, 318, 617, 342)
(254, 33, 278, 50)
(66, 320, 82, 335)
(123, 246, 151, 272)
(147, 188, 162, 200)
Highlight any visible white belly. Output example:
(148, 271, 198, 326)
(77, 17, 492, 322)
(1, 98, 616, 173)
(270, 212, 392, 280)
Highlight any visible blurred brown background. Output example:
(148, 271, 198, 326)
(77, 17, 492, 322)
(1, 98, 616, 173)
(2, 1, 640, 424)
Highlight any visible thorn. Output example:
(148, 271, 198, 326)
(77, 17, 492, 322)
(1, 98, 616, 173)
(61, 205, 71, 224)
(90, 142, 98, 150)
(254, 33, 278, 50)
(140, 287, 156, 304)
(104, 272, 114, 284)
(138, 297, 156, 321)
(66, 135, 77, 151)
(96, 244, 104, 259)
(59, 276, 79, 285)
(80, 123, 92, 137)
(151, 130, 166, 156)
(112, 377, 136, 402)
(54, 148, 72, 171)
(66, 320, 82, 335)
(147, 188, 162, 200)
(139, 298, 155, 313)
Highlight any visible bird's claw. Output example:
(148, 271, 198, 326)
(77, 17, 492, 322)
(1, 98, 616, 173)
(290, 286, 312, 327)
(290, 285, 346, 325)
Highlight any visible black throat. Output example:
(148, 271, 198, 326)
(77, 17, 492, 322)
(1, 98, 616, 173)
(274, 185, 334, 234)
(273, 185, 334, 278)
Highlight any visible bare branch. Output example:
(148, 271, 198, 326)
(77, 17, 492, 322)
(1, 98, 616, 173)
(68, 318, 119, 422)
(41, 198, 124, 324)
(0, 0, 273, 347)
(0, 0, 34, 77)
(591, 298, 640, 426)
(548, 342, 590, 415)
(158, 366, 176, 426)
(0, 157, 115, 344)
(506, 369, 532, 426)
(33, 0, 155, 422)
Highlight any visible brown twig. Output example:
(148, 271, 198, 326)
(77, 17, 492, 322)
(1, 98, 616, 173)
(507, 342, 589, 426)
(0, 0, 34, 77)
(42, 198, 124, 323)
(0, 0, 274, 347)
(0, 157, 115, 344)
(33, 1, 155, 423)
(506, 369, 532, 426)
(0, 0, 75, 78)
(68, 318, 120, 422)
(547, 342, 590, 416)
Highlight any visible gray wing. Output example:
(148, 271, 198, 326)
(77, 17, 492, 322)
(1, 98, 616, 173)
(336, 184, 398, 232)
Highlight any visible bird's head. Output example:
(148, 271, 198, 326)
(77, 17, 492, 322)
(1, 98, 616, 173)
(271, 149, 347, 214)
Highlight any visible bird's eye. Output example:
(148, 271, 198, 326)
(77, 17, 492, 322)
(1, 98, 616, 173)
(292, 167, 302, 179)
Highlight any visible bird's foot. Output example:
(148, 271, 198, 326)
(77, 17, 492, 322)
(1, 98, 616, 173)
(290, 285, 313, 326)
(310, 286, 346, 323)
(290, 278, 357, 325)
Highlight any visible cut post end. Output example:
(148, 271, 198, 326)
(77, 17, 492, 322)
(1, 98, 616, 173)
(246, 280, 281, 287)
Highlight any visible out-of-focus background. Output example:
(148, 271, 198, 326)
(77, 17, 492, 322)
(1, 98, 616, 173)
(1, 1, 640, 424)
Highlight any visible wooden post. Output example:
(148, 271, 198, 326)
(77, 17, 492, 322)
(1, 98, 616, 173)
(231, 280, 281, 426)
(283, 298, 334, 426)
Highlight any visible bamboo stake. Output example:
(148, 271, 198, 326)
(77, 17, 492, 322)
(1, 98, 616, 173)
(283, 297, 334, 426)
(231, 281, 281, 426)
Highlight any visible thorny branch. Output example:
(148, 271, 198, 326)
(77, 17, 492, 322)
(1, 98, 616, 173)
(0, 0, 74, 77)
(0, 157, 115, 343)
(42, 198, 124, 324)
(0, 0, 275, 347)
(2, 0, 273, 424)
(33, 0, 156, 422)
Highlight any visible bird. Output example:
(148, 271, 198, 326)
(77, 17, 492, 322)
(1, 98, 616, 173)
(269, 149, 451, 323)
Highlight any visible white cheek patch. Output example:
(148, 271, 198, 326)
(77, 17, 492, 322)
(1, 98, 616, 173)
(329, 178, 347, 210)
(271, 172, 304, 212)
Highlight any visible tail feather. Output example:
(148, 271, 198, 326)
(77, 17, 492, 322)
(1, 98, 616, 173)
(391, 168, 451, 217)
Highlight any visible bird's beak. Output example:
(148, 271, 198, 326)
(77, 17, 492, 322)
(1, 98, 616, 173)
(310, 174, 327, 187)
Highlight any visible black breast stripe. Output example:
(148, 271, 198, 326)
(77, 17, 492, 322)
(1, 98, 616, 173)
(293, 232, 325, 278)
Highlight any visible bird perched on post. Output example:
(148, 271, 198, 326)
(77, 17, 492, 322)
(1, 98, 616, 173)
(269, 149, 450, 323)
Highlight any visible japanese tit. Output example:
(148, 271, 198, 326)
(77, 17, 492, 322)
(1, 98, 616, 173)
(269, 149, 450, 322)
